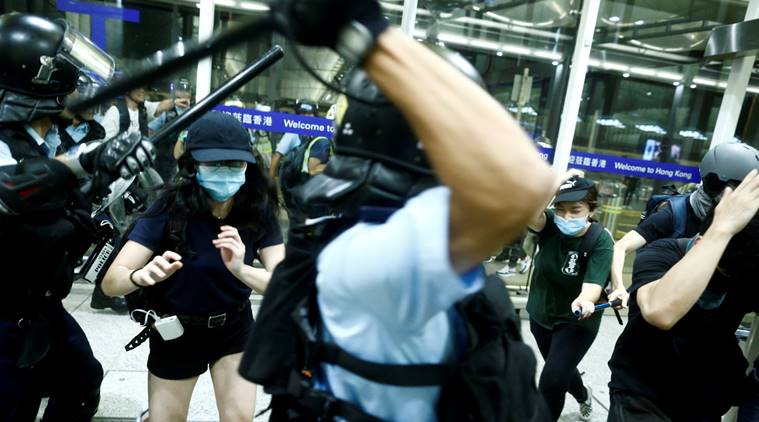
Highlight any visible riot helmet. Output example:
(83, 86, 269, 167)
(296, 101, 316, 116)
(700, 141, 759, 200)
(333, 44, 485, 176)
(0, 13, 114, 122)
(293, 45, 485, 217)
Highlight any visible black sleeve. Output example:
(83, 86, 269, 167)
(633, 206, 675, 243)
(629, 239, 685, 301)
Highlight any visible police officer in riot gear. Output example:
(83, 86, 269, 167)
(0, 13, 154, 420)
(240, 1, 557, 420)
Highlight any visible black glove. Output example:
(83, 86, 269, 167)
(80, 132, 156, 180)
(274, 0, 389, 62)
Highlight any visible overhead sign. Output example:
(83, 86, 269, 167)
(214, 105, 335, 138)
(538, 146, 701, 183)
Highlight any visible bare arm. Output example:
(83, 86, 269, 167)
(527, 168, 583, 232)
(102, 241, 183, 297)
(308, 157, 327, 176)
(571, 283, 604, 320)
(232, 244, 285, 294)
(364, 29, 555, 272)
(173, 140, 184, 160)
(269, 152, 283, 180)
(637, 170, 759, 330)
(611, 231, 646, 290)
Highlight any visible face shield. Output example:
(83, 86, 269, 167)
(59, 22, 115, 82)
(34, 20, 114, 87)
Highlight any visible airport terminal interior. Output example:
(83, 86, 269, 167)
(1, 0, 759, 421)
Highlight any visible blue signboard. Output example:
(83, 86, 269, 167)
(214, 105, 335, 138)
(538, 146, 701, 183)
(212, 106, 700, 184)
(56, 0, 140, 50)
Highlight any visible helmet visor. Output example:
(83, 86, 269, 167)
(60, 25, 115, 82)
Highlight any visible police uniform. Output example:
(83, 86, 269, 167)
(0, 12, 154, 420)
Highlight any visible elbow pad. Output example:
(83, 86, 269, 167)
(0, 158, 77, 216)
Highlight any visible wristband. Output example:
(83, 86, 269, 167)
(129, 269, 144, 288)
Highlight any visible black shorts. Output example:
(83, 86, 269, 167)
(147, 305, 253, 380)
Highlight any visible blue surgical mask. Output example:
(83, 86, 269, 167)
(196, 166, 246, 202)
(554, 215, 590, 236)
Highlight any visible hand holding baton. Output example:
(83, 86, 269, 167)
(574, 300, 624, 325)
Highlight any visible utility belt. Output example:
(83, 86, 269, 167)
(177, 301, 248, 328)
(125, 301, 249, 351)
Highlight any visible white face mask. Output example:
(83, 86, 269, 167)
(554, 214, 590, 236)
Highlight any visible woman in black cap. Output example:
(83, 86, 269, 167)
(525, 170, 614, 422)
(103, 111, 284, 421)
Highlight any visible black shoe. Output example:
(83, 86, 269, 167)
(90, 284, 129, 314)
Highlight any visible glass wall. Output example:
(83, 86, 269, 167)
(0, 0, 201, 114)
(3, 0, 757, 237)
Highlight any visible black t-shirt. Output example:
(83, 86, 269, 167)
(608, 239, 756, 420)
(128, 208, 283, 315)
(633, 199, 701, 243)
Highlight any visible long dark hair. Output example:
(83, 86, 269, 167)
(145, 153, 280, 257)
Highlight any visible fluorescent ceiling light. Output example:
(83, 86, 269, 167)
(679, 130, 707, 140)
(609, 16, 621, 23)
(597, 118, 626, 128)
(532, 50, 563, 61)
(214, 0, 236, 6)
(693, 77, 717, 87)
(239, 1, 269, 11)
(635, 124, 667, 135)
(602, 62, 630, 72)
(630, 67, 656, 77)
(469, 38, 501, 50)
(656, 71, 682, 81)
(635, 20, 645, 25)
(748, 86, 759, 94)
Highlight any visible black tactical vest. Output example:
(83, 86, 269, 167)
(0, 124, 96, 316)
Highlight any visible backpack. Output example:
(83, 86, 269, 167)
(638, 191, 690, 239)
(239, 220, 551, 422)
(279, 137, 331, 191)
(578, 222, 623, 325)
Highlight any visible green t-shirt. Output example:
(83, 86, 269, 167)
(526, 209, 614, 330)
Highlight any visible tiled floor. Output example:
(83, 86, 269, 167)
(46, 281, 624, 421)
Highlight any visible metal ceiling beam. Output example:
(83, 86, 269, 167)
(481, 0, 535, 13)
(595, 17, 718, 44)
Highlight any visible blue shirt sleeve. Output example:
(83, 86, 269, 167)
(127, 211, 170, 251)
(148, 113, 167, 132)
(309, 138, 330, 163)
(316, 187, 484, 332)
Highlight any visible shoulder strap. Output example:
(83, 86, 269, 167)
(669, 195, 689, 238)
(301, 136, 327, 173)
(311, 341, 455, 386)
(116, 100, 130, 133)
(578, 222, 604, 269)
(138, 103, 149, 136)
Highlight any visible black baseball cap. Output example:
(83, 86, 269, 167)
(554, 177, 595, 203)
(185, 111, 256, 163)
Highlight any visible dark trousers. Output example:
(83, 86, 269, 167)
(608, 392, 721, 422)
(739, 368, 759, 422)
(529, 320, 598, 421)
(0, 308, 103, 421)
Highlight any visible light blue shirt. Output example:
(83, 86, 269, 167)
(148, 106, 186, 132)
(65, 122, 90, 144)
(0, 125, 60, 166)
(23, 124, 59, 158)
(276, 132, 301, 155)
(316, 186, 484, 422)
